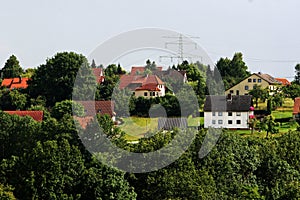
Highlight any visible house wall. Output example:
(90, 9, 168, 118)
(225, 74, 274, 96)
(204, 111, 250, 129)
(134, 85, 165, 98)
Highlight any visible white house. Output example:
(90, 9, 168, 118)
(203, 95, 253, 129)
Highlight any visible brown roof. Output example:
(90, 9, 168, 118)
(255, 73, 281, 85)
(131, 66, 163, 75)
(4, 111, 44, 122)
(275, 78, 290, 86)
(92, 68, 104, 83)
(293, 97, 300, 114)
(1, 77, 30, 89)
(77, 101, 115, 117)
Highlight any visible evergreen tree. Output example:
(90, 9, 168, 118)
(1, 55, 23, 78)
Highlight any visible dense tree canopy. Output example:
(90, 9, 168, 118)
(28, 52, 94, 106)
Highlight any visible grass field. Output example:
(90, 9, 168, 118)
(119, 117, 158, 140)
(119, 116, 203, 140)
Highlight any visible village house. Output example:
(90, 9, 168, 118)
(203, 95, 253, 129)
(225, 72, 282, 96)
(119, 74, 166, 98)
(74, 100, 116, 129)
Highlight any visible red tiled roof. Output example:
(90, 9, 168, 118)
(119, 74, 164, 92)
(144, 75, 164, 85)
(293, 97, 300, 115)
(1, 78, 29, 89)
(135, 83, 161, 91)
(4, 111, 44, 122)
(77, 101, 115, 117)
(275, 78, 291, 86)
(92, 68, 105, 83)
(131, 66, 163, 75)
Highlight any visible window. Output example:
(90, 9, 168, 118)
(144, 92, 148, 96)
(212, 120, 216, 124)
(236, 90, 240, 95)
(218, 120, 223, 124)
(212, 112, 216, 116)
(253, 79, 256, 83)
(248, 78, 252, 82)
(230, 90, 234, 94)
(228, 120, 233, 124)
(218, 112, 223, 116)
(258, 79, 262, 83)
(253, 84, 257, 89)
(133, 92, 135, 95)
(245, 85, 249, 90)
(236, 120, 241, 124)
(150, 92, 155, 96)
(236, 112, 241, 116)
(228, 112, 232, 116)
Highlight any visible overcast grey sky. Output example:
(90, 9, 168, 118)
(0, 0, 299, 79)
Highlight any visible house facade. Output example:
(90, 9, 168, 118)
(119, 74, 166, 98)
(204, 95, 253, 129)
(225, 73, 282, 96)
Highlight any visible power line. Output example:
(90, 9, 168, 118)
(160, 34, 202, 63)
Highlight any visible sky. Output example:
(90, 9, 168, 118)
(0, 0, 299, 80)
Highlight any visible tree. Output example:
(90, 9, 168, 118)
(28, 52, 93, 106)
(282, 83, 300, 100)
(91, 59, 97, 68)
(216, 52, 250, 89)
(259, 115, 279, 138)
(1, 55, 23, 78)
(249, 85, 269, 108)
(0, 89, 28, 110)
(294, 63, 300, 84)
(51, 100, 85, 120)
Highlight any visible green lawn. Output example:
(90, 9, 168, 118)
(119, 116, 203, 140)
(119, 117, 158, 140)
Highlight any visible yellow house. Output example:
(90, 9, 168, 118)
(225, 73, 282, 96)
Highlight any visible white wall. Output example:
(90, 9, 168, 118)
(204, 111, 250, 129)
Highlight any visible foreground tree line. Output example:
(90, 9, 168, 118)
(0, 111, 300, 199)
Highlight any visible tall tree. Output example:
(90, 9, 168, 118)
(28, 52, 94, 106)
(294, 63, 300, 84)
(216, 52, 250, 89)
(1, 55, 23, 78)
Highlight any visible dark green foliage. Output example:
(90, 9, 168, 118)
(1, 55, 23, 78)
(51, 100, 85, 120)
(216, 52, 250, 90)
(0, 111, 136, 199)
(0, 89, 28, 110)
(28, 52, 92, 106)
